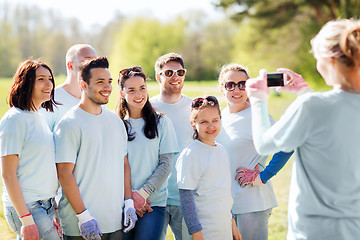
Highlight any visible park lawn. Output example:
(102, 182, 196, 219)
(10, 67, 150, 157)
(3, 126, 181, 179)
(0, 77, 296, 239)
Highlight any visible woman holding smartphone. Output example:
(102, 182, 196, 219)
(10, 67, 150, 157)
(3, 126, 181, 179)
(0, 59, 61, 240)
(245, 19, 360, 239)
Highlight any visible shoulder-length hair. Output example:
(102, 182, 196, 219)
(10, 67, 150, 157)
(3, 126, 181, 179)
(8, 59, 57, 111)
(116, 70, 161, 141)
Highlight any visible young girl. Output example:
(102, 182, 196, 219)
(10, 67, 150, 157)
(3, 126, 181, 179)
(117, 66, 179, 240)
(176, 96, 241, 240)
(0, 59, 61, 240)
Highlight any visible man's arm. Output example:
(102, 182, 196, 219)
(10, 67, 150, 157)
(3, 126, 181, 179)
(56, 162, 85, 214)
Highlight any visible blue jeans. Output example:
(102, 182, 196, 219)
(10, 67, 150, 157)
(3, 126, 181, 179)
(4, 198, 60, 240)
(123, 206, 165, 240)
(160, 205, 191, 240)
(63, 230, 123, 240)
(234, 208, 272, 240)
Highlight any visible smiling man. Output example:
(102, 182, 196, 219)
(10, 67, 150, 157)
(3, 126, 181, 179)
(54, 57, 134, 239)
(150, 53, 193, 240)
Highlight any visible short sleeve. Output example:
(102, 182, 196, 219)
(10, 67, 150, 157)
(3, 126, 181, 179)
(159, 116, 179, 155)
(176, 148, 201, 190)
(54, 119, 80, 164)
(0, 117, 25, 157)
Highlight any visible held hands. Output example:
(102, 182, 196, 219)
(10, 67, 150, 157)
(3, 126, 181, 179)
(276, 68, 312, 96)
(76, 209, 102, 240)
(245, 69, 269, 104)
(20, 214, 39, 240)
(123, 199, 138, 233)
(53, 208, 63, 239)
(235, 164, 263, 187)
(132, 188, 153, 217)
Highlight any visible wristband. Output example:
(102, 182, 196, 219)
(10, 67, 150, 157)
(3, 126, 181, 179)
(124, 198, 135, 209)
(137, 188, 150, 199)
(20, 213, 31, 219)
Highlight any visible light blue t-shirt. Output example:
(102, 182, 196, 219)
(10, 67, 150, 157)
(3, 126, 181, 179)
(54, 106, 127, 235)
(40, 86, 80, 132)
(126, 115, 179, 207)
(0, 108, 58, 206)
(150, 94, 193, 206)
(176, 140, 233, 240)
(216, 106, 278, 214)
(259, 89, 360, 239)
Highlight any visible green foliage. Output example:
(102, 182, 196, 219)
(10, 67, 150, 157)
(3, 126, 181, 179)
(109, 17, 186, 80)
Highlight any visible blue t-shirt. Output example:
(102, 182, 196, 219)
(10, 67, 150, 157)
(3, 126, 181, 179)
(0, 108, 58, 206)
(126, 115, 179, 207)
(54, 106, 127, 235)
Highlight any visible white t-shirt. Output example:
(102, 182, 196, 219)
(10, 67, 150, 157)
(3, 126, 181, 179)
(258, 89, 360, 239)
(176, 140, 233, 240)
(0, 108, 58, 206)
(126, 115, 179, 207)
(40, 86, 80, 132)
(54, 106, 127, 235)
(150, 94, 194, 206)
(216, 106, 277, 214)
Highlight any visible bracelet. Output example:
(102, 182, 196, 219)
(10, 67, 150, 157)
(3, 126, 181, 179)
(20, 213, 31, 219)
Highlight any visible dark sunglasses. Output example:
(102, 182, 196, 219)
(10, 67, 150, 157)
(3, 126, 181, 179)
(192, 96, 219, 108)
(119, 66, 142, 77)
(224, 81, 246, 91)
(160, 69, 186, 78)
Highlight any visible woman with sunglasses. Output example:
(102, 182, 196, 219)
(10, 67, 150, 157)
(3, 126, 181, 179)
(245, 19, 360, 239)
(116, 66, 179, 240)
(0, 59, 61, 240)
(216, 63, 293, 240)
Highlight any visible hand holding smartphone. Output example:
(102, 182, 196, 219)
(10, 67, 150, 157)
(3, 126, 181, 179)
(267, 72, 287, 87)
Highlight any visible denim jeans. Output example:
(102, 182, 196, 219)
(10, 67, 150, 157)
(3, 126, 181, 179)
(63, 229, 123, 240)
(4, 198, 60, 240)
(123, 206, 165, 240)
(160, 205, 191, 240)
(234, 208, 272, 240)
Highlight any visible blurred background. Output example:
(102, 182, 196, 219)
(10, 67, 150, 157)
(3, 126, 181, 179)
(0, 0, 359, 239)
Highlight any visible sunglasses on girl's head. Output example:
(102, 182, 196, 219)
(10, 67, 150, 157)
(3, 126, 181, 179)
(119, 66, 142, 77)
(159, 69, 187, 78)
(224, 81, 246, 91)
(191, 96, 219, 108)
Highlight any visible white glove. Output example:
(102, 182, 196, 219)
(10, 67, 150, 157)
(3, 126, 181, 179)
(123, 199, 138, 233)
(76, 209, 102, 240)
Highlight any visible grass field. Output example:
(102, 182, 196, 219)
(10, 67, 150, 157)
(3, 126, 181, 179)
(0, 77, 301, 239)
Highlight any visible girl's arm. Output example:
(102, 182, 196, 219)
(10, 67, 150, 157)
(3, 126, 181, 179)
(232, 218, 242, 240)
(124, 155, 132, 200)
(1, 154, 39, 239)
(179, 189, 203, 238)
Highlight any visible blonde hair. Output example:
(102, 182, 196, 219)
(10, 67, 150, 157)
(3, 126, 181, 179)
(311, 19, 360, 68)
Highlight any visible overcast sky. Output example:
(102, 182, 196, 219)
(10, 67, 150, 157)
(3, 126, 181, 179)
(5, 0, 225, 28)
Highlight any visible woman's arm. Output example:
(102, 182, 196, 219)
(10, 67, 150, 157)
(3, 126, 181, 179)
(124, 155, 132, 199)
(141, 153, 173, 195)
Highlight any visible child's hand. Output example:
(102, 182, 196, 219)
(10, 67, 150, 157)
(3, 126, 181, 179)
(232, 218, 242, 240)
(192, 230, 204, 240)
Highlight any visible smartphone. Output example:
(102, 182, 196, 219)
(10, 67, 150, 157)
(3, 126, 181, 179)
(267, 72, 286, 87)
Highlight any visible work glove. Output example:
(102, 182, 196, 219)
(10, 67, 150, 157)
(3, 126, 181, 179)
(136, 199, 153, 217)
(235, 164, 262, 187)
(276, 68, 313, 96)
(245, 69, 269, 105)
(20, 213, 39, 240)
(76, 209, 102, 240)
(123, 199, 137, 233)
(53, 208, 63, 239)
(132, 188, 150, 211)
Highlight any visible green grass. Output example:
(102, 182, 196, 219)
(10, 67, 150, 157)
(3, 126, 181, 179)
(0, 77, 301, 239)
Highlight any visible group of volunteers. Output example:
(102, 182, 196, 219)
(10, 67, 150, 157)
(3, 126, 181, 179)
(1, 18, 360, 240)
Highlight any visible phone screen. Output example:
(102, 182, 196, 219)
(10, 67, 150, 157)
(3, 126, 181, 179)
(267, 73, 285, 87)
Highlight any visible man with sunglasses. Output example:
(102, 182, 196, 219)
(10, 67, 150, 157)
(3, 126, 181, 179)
(150, 53, 193, 240)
